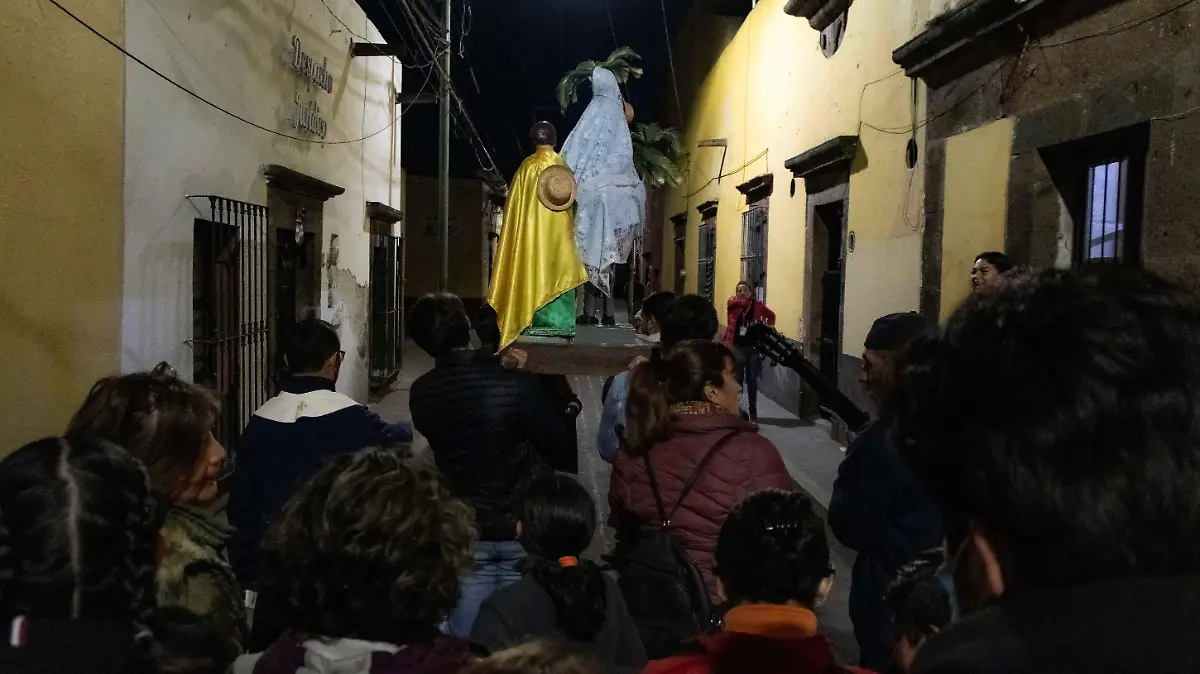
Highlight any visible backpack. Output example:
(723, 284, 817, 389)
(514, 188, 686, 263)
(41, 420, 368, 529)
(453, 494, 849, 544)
(616, 431, 739, 659)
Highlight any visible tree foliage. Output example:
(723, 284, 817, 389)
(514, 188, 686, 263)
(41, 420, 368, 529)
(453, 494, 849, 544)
(632, 123, 685, 189)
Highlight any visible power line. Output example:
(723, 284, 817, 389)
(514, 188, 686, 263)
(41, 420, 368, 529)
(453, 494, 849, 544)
(43, 0, 423, 145)
(658, 0, 684, 124)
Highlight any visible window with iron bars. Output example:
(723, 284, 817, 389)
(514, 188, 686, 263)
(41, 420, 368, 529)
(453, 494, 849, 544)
(741, 204, 768, 300)
(190, 196, 274, 473)
(698, 218, 717, 303)
(368, 224, 403, 393)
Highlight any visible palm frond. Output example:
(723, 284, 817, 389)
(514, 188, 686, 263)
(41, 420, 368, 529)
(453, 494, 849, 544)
(556, 60, 598, 112)
(632, 123, 683, 159)
(556, 47, 644, 112)
(633, 144, 684, 189)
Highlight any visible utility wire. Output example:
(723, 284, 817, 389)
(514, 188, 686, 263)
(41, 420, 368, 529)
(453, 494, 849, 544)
(44, 0, 424, 145)
(659, 0, 684, 124)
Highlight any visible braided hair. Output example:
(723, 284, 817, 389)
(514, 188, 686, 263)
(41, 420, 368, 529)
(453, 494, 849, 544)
(0, 437, 159, 626)
(520, 475, 608, 642)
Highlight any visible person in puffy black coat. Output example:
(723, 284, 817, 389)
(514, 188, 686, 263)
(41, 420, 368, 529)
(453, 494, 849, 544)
(408, 293, 571, 638)
(828, 313, 942, 672)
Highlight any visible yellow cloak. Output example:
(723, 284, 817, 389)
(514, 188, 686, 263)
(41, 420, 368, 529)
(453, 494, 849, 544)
(487, 147, 587, 350)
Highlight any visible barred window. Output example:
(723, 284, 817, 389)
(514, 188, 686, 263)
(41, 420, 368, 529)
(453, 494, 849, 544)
(698, 219, 717, 303)
(741, 205, 768, 300)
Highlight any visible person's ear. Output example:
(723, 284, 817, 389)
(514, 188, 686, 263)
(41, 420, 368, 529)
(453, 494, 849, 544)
(962, 519, 1007, 608)
(704, 383, 721, 406)
(815, 575, 835, 608)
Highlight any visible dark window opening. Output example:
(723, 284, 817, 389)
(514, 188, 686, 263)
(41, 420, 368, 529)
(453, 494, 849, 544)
(741, 203, 769, 300)
(698, 218, 717, 303)
(191, 197, 273, 466)
(1041, 123, 1148, 267)
(369, 225, 404, 393)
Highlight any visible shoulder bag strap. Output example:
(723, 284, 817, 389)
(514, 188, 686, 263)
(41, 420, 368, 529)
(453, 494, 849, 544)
(642, 452, 670, 526)
(662, 429, 734, 525)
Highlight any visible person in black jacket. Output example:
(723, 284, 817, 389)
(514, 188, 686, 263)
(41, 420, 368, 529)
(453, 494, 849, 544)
(408, 293, 571, 638)
(828, 312, 941, 671)
(471, 474, 646, 673)
(228, 318, 412, 649)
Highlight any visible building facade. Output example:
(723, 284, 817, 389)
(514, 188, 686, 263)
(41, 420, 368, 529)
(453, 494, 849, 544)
(1, 0, 408, 452)
(897, 0, 1200, 320)
(403, 175, 501, 320)
(657, 0, 937, 418)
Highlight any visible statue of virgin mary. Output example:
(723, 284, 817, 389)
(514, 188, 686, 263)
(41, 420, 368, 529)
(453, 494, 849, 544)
(561, 67, 646, 299)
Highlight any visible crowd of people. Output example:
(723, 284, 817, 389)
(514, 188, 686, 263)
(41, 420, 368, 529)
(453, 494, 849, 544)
(3, 251, 1200, 674)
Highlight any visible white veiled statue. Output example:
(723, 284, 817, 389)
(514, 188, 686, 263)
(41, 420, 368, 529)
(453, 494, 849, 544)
(561, 67, 646, 297)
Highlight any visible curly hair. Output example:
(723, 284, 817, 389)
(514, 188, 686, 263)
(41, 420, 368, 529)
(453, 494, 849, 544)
(715, 489, 830, 607)
(462, 641, 604, 674)
(66, 363, 220, 499)
(259, 449, 477, 643)
(885, 549, 951, 645)
(520, 475, 607, 641)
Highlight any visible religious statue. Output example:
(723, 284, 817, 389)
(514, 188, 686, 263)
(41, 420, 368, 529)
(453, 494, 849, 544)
(561, 67, 647, 311)
(487, 121, 588, 351)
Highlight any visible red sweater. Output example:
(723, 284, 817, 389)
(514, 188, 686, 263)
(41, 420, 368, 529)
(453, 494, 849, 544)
(723, 296, 776, 347)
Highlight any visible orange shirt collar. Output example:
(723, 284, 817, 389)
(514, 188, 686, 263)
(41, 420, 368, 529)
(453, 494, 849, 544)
(723, 604, 819, 639)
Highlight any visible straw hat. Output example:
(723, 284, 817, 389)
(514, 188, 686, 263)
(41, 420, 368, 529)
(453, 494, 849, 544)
(537, 165, 577, 212)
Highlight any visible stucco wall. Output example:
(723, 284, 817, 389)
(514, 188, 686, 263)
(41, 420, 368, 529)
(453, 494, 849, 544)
(664, 0, 931, 355)
(122, 0, 402, 402)
(0, 0, 125, 452)
(939, 118, 1014, 321)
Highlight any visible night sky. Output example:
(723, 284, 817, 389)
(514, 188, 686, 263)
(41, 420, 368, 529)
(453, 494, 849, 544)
(358, 0, 703, 181)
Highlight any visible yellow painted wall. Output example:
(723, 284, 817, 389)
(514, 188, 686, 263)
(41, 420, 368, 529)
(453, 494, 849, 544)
(0, 0, 125, 453)
(663, 0, 932, 355)
(939, 118, 1015, 321)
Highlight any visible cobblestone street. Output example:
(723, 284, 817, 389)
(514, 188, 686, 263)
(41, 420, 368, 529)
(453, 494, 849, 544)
(371, 341, 861, 663)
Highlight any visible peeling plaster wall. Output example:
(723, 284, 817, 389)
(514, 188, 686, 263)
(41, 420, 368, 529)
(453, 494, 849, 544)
(122, 0, 402, 402)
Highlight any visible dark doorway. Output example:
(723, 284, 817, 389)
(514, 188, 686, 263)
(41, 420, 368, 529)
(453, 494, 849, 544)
(275, 227, 320, 377)
(810, 200, 845, 385)
(673, 218, 686, 296)
(369, 228, 404, 392)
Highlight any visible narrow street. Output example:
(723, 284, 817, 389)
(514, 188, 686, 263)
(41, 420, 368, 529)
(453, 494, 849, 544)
(371, 340, 860, 663)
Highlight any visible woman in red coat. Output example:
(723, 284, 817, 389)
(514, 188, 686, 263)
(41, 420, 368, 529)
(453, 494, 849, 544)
(723, 281, 776, 421)
(608, 339, 793, 604)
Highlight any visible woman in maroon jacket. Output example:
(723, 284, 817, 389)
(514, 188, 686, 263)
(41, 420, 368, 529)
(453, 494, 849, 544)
(609, 339, 793, 603)
(723, 281, 776, 421)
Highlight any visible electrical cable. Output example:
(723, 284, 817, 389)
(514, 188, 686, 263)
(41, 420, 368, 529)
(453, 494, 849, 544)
(44, 0, 426, 145)
(684, 149, 769, 199)
(658, 0, 684, 124)
(605, 0, 620, 50)
(1036, 0, 1198, 47)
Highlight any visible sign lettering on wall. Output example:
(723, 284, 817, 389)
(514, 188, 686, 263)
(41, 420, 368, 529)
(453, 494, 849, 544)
(288, 36, 334, 94)
(283, 35, 332, 138)
(290, 94, 328, 138)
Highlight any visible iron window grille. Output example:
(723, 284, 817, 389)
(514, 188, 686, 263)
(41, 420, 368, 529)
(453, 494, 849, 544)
(741, 204, 769, 300)
(369, 225, 404, 392)
(190, 196, 274, 469)
(698, 218, 717, 303)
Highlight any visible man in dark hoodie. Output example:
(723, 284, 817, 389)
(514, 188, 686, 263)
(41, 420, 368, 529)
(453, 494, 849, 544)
(894, 267, 1200, 673)
(228, 318, 412, 646)
(828, 312, 942, 671)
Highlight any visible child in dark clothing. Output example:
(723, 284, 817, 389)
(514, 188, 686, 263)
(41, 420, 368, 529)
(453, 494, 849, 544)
(471, 475, 646, 673)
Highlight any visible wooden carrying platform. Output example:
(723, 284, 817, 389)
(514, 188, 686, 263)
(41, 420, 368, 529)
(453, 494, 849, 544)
(516, 325, 651, 376)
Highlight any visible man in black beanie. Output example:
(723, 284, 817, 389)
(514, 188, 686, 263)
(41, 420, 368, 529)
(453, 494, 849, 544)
(827, 312, 943, 671)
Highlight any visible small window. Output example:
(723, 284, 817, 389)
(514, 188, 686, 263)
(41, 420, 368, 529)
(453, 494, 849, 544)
(1041, 124, 1147, 267)
(698, 219, 717, 303)
(741, 204, 768, 300)
(1082, 159, 1131, 263)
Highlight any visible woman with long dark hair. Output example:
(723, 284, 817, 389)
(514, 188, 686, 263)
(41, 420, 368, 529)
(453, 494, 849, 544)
(67, 363, 247, 656)
(610, 340, 792, 603)
(472, 475, 645, 673)
(0, 437, 159, 673)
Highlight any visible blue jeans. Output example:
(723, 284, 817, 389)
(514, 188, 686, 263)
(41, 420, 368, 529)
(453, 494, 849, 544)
(445, 541, 525, 637)
(735, 348, 762, 418)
